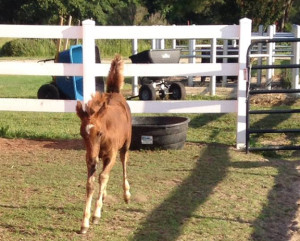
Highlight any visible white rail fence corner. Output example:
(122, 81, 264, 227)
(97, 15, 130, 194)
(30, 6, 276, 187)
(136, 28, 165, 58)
(0, 18, 252, 149)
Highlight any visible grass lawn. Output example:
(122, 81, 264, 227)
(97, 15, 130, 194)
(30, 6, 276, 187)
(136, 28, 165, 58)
(0, 75, 52, 99)
(0, 74, 300, 240)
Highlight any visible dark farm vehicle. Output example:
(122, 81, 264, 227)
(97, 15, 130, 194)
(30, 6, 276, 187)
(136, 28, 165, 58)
(37, 45, 104, 100)
(129, 49, 186, 100)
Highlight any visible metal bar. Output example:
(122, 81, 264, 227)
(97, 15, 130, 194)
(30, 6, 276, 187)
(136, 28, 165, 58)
(249, 145, 300, 151)
(246, 38, 300, 153)
(249, 109, 300, 114)
(246, 38, 300, 70)
(251, 64, 300, 70)
(249, 128, 300, 134)
(249, 89, 300, 94)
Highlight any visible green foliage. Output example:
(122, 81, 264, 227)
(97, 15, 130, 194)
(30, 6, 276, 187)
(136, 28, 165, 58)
(280, 69, 292, 89)
(0, 39, 56, 57)
(0, 0, 298, 32)
(0, 125, 9, 136)
(0, 75, 52, 99)
(96, 39, 152, 58)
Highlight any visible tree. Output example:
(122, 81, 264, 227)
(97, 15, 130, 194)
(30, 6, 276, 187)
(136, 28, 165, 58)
(0, 0, 125, 25)
(0, 0, 298, 30)
(142, 0, 225, 24)
(0, 0, 31, 24)
(142, 0, 297, 30)
(237, 0, 295, 31)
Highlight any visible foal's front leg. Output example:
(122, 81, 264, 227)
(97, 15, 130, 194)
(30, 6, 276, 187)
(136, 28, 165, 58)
(80, 163, 97, 234)
(92, 152, 117, 224)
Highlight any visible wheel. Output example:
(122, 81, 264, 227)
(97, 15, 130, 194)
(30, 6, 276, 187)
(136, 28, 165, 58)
(158, 89, 167, 99)
(138, 84, 156, 100)
(169, 82, 186, 100)
(37, 84, 60, 99)
(140, 77, 153, 85)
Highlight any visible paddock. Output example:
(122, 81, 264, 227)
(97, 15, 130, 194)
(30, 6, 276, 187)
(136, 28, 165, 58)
(0, 18, 253, 149)
(1, 19, 300, 240)
(0, 133, 300, 240)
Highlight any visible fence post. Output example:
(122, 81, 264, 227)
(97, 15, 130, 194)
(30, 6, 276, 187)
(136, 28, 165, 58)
(222, 39, 228, 87)
(172, 39, 176, 49)
(266, 25, 276, 89)
(155, 39, 164, 49)
(152, 39, 156, 49)
(236, 18, 252, 149)
(188, 38, 196, 86)
(292, 25, 300, 90)
(210, 38, 217, 95)
(82, 19, 96, 106)
(132, 38, 139, 96)
(257, 25, 264, 86)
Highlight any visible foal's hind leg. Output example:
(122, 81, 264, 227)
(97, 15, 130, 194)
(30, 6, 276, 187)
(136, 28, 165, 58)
(120, 148, 131, 203)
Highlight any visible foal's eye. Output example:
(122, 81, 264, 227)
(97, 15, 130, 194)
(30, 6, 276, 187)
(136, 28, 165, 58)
(97, 131, 102, 137)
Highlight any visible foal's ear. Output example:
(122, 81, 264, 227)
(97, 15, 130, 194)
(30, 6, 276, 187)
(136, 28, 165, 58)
(76, 101, 87, 120)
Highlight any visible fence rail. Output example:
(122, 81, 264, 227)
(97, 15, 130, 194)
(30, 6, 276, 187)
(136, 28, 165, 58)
(0, 18, 251, 149)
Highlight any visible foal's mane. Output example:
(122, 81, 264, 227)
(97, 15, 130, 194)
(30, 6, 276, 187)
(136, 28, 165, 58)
(86, 92, 108, 116)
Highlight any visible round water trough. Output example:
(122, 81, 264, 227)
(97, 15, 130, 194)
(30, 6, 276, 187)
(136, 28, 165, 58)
(131, 116, 190, 150)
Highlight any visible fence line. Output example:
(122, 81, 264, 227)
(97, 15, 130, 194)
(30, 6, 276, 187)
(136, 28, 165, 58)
(0, 18, 252, 149)
(157, 24, 299, 91)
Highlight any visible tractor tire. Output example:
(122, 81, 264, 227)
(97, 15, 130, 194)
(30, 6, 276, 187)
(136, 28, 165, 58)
(169, 82, 186, 100)
(138, 84, 156, 100)
(37, 84, 60, 99)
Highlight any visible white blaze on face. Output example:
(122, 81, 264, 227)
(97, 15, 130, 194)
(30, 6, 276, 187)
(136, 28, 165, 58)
(85, 124, 95, 135)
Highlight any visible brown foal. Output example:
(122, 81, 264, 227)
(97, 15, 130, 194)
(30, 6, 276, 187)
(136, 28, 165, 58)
(76, 55, 132, 234)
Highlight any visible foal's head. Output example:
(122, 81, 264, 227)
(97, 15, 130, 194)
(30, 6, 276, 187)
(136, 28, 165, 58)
(76, 93, 108, 164)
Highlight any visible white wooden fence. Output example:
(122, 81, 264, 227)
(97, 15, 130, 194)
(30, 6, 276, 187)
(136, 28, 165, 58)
(166, 24, 300, 91)
(0, 18, 252, 149)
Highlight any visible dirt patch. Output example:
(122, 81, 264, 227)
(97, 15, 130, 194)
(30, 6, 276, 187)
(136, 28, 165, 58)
(0, 138, 84, 153)
(250, 93, 300, 107)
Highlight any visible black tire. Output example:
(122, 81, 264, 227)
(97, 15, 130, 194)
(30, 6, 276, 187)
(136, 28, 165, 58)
(139, 84, 156, 100)
(169, 82, 186, 100)
(37, 84, 60, 99)
(140, 77, 153, 85)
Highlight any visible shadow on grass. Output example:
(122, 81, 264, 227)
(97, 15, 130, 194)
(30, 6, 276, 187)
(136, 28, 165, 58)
(188, 113, 226, 129)
(248, 97, 300, 240)
(131, 143, 230, 241)
(248, 152, 300, 241)
(230, 151, 300, 240)
(249, 97, 298, 149)
(131, 113, 232, 241)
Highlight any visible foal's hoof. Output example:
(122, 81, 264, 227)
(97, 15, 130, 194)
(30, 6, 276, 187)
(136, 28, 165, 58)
(92, 216, 100, 225)
(124, 192, 131, 204)
(79, 227, 89, 234)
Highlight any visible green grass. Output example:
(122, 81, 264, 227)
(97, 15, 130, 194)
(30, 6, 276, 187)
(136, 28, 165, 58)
(0, 73, 300, 240)
(0, 112, 79, 139)
(0, 139, 299, 240)
(0, 75, 51, 98)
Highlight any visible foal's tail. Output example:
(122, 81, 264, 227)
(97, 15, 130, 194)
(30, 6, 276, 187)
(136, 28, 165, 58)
(106, 55, 124, 93)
